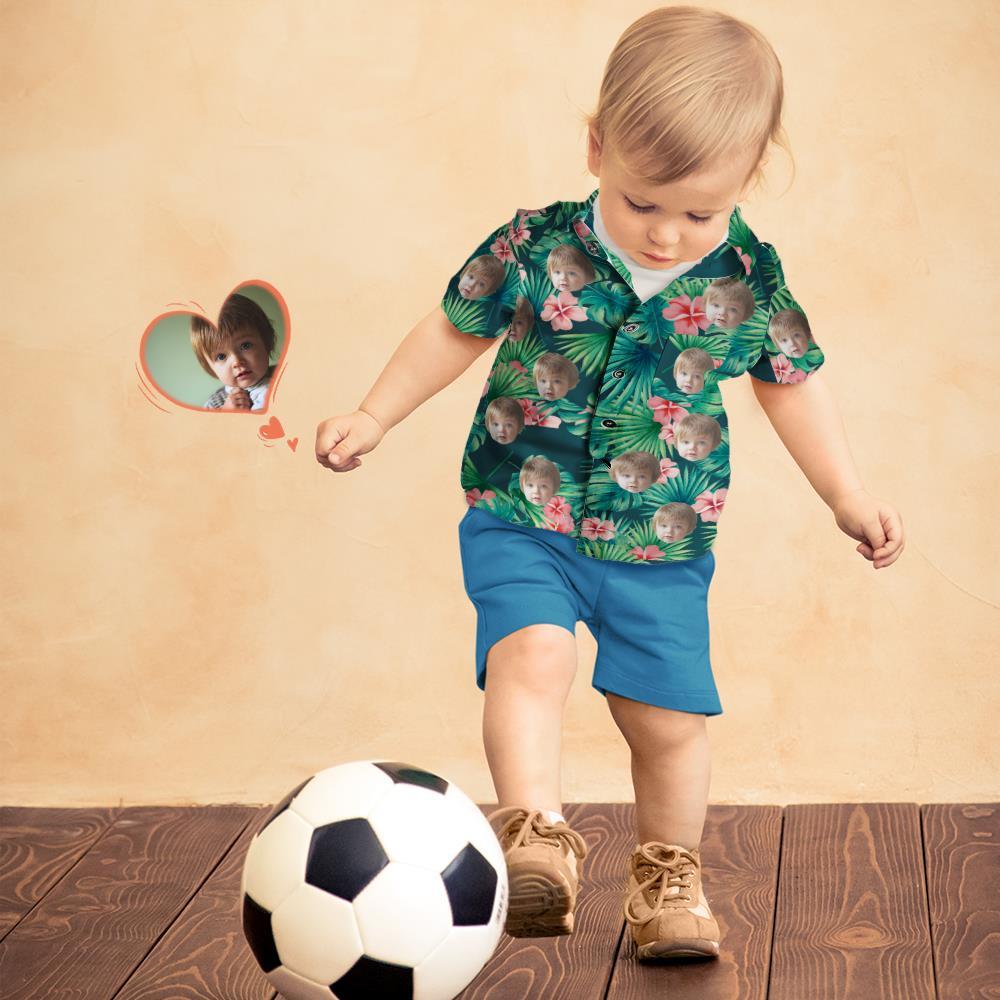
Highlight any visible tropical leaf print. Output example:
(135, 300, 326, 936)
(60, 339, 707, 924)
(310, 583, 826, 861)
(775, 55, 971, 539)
(444, 189, 826, 564)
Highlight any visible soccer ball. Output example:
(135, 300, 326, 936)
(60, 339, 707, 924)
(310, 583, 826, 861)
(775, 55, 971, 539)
(240, 760, 508, 1000)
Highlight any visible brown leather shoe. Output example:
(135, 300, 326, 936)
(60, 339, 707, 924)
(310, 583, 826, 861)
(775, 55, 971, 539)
(488, 806, 589, 937)
(623, 842, 721, 960)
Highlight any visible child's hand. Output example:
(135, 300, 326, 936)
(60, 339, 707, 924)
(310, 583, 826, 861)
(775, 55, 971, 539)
(221, 389, 252, 411)
(315, 409, 385, 472)
(831, 489, 904, 569)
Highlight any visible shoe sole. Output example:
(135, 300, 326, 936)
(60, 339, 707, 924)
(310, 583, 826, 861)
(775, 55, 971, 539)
(505, 867, 576, 937)
(636, 938, 720, 961)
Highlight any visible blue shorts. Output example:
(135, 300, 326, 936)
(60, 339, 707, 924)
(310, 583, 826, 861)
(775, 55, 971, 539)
(457, 506, 722, 716)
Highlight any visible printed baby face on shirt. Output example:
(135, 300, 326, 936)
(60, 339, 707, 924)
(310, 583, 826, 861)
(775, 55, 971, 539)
(522, 474, 556, 505)
(458, 254, 506, 300)
(675, 363, 705, 394)
(773, 327, 809, 358)
(609, 450, 661, 494)
(674, 414, 722, 462)
(484, 396, 524, 445)
(655, 516, 691, 542)
(704, 277, 755, 331)
(545, 244, 596, 294)
(533, 352, 580, 402)
(768, 308, 813, 359)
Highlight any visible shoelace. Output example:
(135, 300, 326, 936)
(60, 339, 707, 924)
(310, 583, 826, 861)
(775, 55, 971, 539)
(623, 842, 698, 926)
(488, 806, 589, 861)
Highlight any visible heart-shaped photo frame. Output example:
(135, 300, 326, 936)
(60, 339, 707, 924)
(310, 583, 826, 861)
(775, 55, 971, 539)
(139, 280, 289, 414)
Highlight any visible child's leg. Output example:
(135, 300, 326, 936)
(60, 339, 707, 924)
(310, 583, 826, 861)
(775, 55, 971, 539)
(482, 623, 577, 813)
(605, 692, 710, 850)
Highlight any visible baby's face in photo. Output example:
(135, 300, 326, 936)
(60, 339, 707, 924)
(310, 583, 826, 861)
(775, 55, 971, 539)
(207, 328, 269, 388)
(536, 371, 569, 400)
(523, 476, 555, 505)
(458, 269, 489, 300)
(677, 433, 713, 461)
(675, 365, 704, 394)
(487, 415, 519, 444)
(550, 265, 586, 293)
(510, 316, 529, 340)
(706, 299, 744, 330)
(775, 329, 809, 358)
(655, 518, 688, 542)
(615, 468, 652, 493)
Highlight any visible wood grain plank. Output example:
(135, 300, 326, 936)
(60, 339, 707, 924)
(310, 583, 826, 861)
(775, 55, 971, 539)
(457, 803, 630, 999)
(114, 807, 276, 1000)
(0, 805, 255, 1000)
(605, 804, 781, 1000)
(922, 802, 1000, 1000)
(769, 803, 936, 1000)
(0, 807, 118, 938)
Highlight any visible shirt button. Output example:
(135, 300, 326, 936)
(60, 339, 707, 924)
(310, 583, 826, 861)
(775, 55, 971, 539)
(612, 369, 625, 378)
(601, 418, 617, 428)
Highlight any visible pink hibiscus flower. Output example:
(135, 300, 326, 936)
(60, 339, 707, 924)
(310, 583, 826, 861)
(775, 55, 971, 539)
(490, 233, 516, 264)
(509, 360, 528, 375)
(540, 290, 588, 331)
(658, 421, 677, 444)
(692, 488, 727, 522)
(630, 545, 665, 562)
(772, 354, 808, 384)
(581, 517, 616, 540)
(648, 395, 690, 426)
(662, 293, 710, 336)
(573, 220, 594, 240)
(465, 488, 496, 507)
(656, 457, 680, 483)
(734, 246, 753, 276)
(545, 496, 572, 522)
(516, 398, 561, 428)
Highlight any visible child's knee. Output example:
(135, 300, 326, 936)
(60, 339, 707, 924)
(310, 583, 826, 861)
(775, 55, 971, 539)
(486, 623, 577, 699)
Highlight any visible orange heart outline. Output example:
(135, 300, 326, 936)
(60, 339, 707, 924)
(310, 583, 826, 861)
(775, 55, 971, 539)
(137, 279, 290, 415)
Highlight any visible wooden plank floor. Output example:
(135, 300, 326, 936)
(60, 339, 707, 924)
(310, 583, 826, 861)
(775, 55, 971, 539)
(1, 802, 997, 999)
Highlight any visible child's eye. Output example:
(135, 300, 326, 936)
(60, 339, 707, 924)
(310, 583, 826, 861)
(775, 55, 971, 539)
(214, 353, 226, 362)
(624, 195, 712, 224)
(240, 342, 253, 351)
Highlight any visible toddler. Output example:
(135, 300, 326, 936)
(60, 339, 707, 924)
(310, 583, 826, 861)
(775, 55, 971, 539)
(191, 293, 276, 411)
(316, 4, 904, 963)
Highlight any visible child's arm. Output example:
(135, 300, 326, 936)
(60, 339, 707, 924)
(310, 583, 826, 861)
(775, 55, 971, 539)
(750, 373, 905, 569)
(315, 304, 496, 471)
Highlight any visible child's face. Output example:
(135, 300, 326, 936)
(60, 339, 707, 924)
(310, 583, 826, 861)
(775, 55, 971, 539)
(677, 432, 713, 461)
(615, 467, 652, 493)
(522, 475, 555, 505)
(655, 517, 689, 542)
(706, 299, 745, 329)
(487, 414, 519, 444)
(509, 316, 529, 340)
(536, 370, 569, 400)
(207, 328, 269, 388)
(775, 329, 808, 358)
(550, 264, 587, 293)
(587, 128, 756, 269)
(675, 364, 704, 394)
(458, 269, 489, 299)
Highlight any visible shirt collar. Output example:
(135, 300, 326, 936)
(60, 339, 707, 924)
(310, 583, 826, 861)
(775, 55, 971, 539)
(568, 187, 758, 281)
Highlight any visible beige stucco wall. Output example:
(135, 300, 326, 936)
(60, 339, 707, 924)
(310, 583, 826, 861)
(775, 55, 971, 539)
(3, 1, 996, 808)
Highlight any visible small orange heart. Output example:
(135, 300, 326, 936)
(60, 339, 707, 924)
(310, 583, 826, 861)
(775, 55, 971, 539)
(258, 416, 284, 440)
(287, 437, 298, 453)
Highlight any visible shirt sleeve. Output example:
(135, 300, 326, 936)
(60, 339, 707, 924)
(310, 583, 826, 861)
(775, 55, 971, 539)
(440, 211, 522, 338)
(746, 242, 825, 384)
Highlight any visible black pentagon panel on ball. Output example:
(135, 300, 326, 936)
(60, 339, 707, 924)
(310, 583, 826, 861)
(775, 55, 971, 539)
(373, 761, 449, 795)
(306, 818, 388, 900)
(332, 954, 414, 1000)
(441, 843, 498, 926)
(241, 894, 280, 972)
(262, 776, 311, 825)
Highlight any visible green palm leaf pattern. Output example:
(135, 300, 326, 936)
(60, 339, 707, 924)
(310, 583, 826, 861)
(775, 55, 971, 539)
(443, 190, 825, 564)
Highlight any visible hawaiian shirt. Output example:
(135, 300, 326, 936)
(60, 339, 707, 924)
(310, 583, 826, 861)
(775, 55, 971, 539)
(440, 188, 825, 564)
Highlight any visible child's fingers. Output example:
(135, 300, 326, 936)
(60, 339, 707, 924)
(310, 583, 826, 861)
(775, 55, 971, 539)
(872, 511, 904, 558)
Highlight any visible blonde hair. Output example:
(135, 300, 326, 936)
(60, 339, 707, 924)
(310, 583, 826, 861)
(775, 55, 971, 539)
(462, 254, 506, 296)
(704, 276, 756, 320)
(188, 297, 276, 379)
(674, 347, 715, 377)
(545, 244, 597, 284)
(654, 502, 697, 533)
(534, 352, 580, 389)
(768, 307, 812, 346)
(485, 396, 524, 430)
(581, 6, 790, 194)
(610, 450, 661, 481)
(676, 412, 722, 450)
(520, 455, 561, 491)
